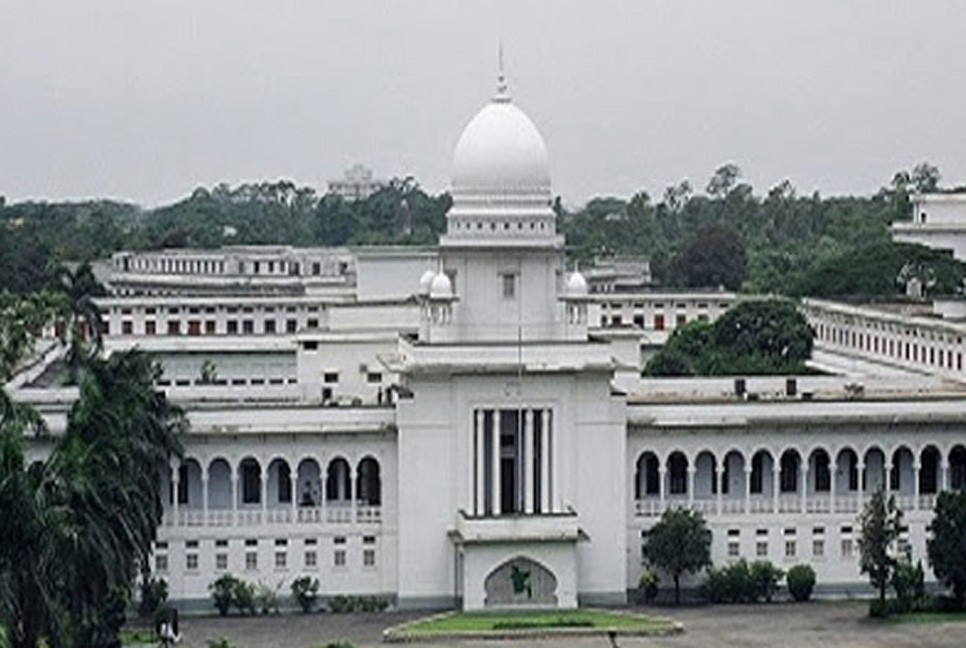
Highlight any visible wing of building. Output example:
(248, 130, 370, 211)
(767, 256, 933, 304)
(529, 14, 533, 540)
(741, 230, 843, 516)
(10, 71, 966, 612)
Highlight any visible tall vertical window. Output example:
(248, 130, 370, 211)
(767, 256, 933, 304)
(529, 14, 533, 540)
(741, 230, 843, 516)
(502, 273, 516, 299)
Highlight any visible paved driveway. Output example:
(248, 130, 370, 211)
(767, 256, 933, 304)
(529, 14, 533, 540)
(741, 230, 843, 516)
(172, 602, 965, 648)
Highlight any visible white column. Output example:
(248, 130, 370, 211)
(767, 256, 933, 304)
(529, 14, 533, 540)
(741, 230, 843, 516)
(687, 467, 696, 507)
(830, 465, 837, 514)
(800, 463, 808, 514)
(290, 471, 298, 521)
(261, 467, 268, 521)
(716, 464, 724, 516)
(743, 467, 752, 514)
(492, 409, 501, 516)
(349, 464, 357, 524)
(913, 463, 921, 510)
(772, 464, 780, 513)
(202, 468, 209, 524)
(884, 463, 892, 497)
(231, 473, 238, 525)
(658, 465, 666, 510)
(857, 462, 865, 510)
(941, 460, 950, 492)
(172, 462, 181, 525)
(540, 410, 550, 514)
(524, 410, 535, 514)
(475, 410, 485, 516)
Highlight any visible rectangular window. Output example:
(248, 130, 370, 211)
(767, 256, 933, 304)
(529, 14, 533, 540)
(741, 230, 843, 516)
(813, 540, 825, 558)
(155, 554, 168, 572)
(756, 541, 768, 557)
(145, 320, 157, 335)
(205, 320, 216, 334)
(367, 372, 382, 384)
(216, 553, 228, 570)
(286, 319, 298, 334)
(334, 550, 346, 567)
(242, 320, 254, 334)
(676, 314, 687, 328)
(122, 320, 133, 335)
(785, 541, 796, 558)
(312, 262, 321, 275)
(167, 320, 180, 336)
(654, 314, 665, 331)
(307, 318, 319, 329)
(363, 549, 376, 567)
(727, 542, 740, 557)
(275, 552, 287, 569)
(245, 552, 257, 570)
(264, 320, 276, 334)
(501, 273, 516, 299)
(305, 551, 317, 568)
(324, 372, 339, 384)
(841, 538, 854, 558)
(227, 320, 238, 334)
(186, 553, 198, 571)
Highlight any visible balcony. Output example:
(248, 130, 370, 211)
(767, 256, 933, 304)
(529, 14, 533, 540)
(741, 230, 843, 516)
(162, 503, 382, 529)
(452, 509, 581, 545)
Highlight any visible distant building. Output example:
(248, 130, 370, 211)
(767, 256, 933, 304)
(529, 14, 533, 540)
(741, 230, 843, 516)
(892, 192, 966, 261)
(582, 256, 653, 294)
(327, 164, 388, 201)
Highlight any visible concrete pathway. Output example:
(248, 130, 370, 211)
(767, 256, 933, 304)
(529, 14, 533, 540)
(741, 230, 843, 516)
(169, 601, 966, 648)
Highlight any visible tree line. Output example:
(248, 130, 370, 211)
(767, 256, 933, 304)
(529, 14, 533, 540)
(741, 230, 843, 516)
(3, 162, 965, 299)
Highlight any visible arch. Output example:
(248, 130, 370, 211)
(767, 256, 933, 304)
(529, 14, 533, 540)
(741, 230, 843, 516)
(326, 457, 352, 503)
(178, 458, 203, 509)
(666, 451, 689, 496)
(835, 448, 859, 493)
(356, 456, 381, 506)
(237, 456, 262, 506)
(863, 447, 887, 493)
(722, 449, 746, 497)
(779, 449, 801, 493)
(484, 556, 558, 606)
(296, 457, 322, 507)
(635, 451, 660, 499)
(891, 446, 915, 494)
(750, 449, 774, 496)
(267, 457, 292, 507)
(947, 445, 966, 491)
(920, 445, 941, 495)
(207, 458, 232, 510)
(693, 451, 717, 498)
(808, 448, 831, 493)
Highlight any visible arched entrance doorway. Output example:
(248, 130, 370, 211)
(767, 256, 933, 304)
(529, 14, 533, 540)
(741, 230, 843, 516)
(484, 556, 558, 606)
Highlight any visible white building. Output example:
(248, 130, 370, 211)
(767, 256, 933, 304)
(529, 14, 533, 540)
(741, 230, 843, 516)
(11, 72, 966, 611)
(892, 192, 966, 261)
(327, 164, 388, 201)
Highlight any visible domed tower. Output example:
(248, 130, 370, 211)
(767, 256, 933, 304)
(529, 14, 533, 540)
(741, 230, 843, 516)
(427, 67, 574, 343)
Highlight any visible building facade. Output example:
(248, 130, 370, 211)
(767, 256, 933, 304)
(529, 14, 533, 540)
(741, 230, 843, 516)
(12, 74, 966, 611)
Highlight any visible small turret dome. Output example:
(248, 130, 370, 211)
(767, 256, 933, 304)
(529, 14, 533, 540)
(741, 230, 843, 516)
(418, 269, 436, 295)
(429, 272, 454, 299)
(565, 271, 589, 297)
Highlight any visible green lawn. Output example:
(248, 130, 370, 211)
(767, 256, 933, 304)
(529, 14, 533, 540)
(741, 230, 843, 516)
(394, 608, 673, 635)
(889, 610, 966, 624)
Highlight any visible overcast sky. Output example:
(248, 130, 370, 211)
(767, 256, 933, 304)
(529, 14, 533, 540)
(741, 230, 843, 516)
(2, 1, 965, 208)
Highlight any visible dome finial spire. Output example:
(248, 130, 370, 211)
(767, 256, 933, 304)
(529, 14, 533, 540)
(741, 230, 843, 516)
(494, 41, 510, 102)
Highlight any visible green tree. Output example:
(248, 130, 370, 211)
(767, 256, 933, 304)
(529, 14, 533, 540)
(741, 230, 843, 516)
(858, 489, 903, 605)
(668, 224, 746, 290)
(927, 491, 966, 606)
(642, 507, 711, 605)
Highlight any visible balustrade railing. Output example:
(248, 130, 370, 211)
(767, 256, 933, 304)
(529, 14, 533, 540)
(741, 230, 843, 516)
(161, 503, 382, 528)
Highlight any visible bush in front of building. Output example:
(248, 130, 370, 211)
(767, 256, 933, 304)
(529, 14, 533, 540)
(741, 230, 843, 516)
(637, 569, 660, 604)
(750, 560, 784, 603)
(210, 574, 239, 616)
(291, 576, 321, 613)
(786, 564, 816, 602)
(327, 595, 390, 613)
(705, 559, 783, 603)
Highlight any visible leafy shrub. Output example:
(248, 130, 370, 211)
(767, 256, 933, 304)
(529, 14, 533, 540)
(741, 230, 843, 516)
(292, 576, 321, 613)
(233, 580, 257, 616)
(255, 581, 281, 615)
(638, 569, 660, 604)
(207, 638, 237, 648)
(891, 560, 925, 613)
(750, 560, 784, 603)
(787, 564, 816, 602)
(209, 574, 239, 616)
(327, 595, 390, 613)
(706, 559, 755, 603)
(138, 576, 168, 619)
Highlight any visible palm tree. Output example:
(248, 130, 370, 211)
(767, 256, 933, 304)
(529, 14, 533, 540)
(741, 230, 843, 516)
(51, 262, 106, 384)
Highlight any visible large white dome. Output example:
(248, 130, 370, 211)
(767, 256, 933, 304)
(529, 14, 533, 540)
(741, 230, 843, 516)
(451, 93, 550, 193)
